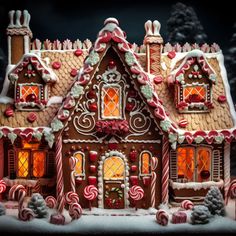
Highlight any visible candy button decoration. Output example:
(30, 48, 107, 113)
(27, 112, 37, 123)
(74, 49, 83, 57)
(218, 95, 227, 103)
(52, 61, 61, 70)
(70, 69, 78, 77)
(178, 118, 188, 128)
(4, 107, 14, 117)
(167, 51, 176, 59)
(180, 199, 194, 210)
(156, 209, 169, 226)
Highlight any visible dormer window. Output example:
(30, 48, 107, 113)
(8, 54, 57, 110)
(171, 51, 216, 113)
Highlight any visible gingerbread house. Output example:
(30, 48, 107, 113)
(0, 10, 235, 211)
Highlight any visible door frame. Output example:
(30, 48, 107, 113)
(98, 150, 129, 208)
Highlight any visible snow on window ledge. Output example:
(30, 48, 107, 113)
(169, 179, 224, 191)
(3, 177, 55, 188)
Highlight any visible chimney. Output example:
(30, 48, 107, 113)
(6, 10, 32, 65)
(144, 20, 163, 75)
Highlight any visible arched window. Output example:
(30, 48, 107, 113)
(74, 152, 85, 178)
(139, 151, 152, 176)
(103, 156, 124, 180)
(102, 85, 121, 119)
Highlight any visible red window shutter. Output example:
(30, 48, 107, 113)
(47, 151, 55, 177)
(8, 149, 16, 179)
(212, 150, 220, 181)
(170, 149, 177, 181)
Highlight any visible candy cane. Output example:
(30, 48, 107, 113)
(65, 191, 79, 205)
(19, 208, 35, 221)
(69, 156, 77, 193)
(226, 181, 236, 220)
(151, 157, 158, 208)
(55, 136, 65, 213)
(156, 209, 169, 226)
(33, 179, 41, 193)
(69, 202, 82, 220)
(161, 136, 169, 204)
(45, 196, 57, 209)
(84, 185, 98, 210)
(129, 185, 144, 210)
(180, 200, 194, 210)
(9, 184, 26, 210)
(0, 179, 6, 200)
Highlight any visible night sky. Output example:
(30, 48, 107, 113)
(0, 0, 236, 54)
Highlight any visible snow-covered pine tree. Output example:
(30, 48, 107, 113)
(0, 203, 6, 216)
(167, 2, 207, 45)
(191, 205, 211, 224)
(204, 186, 225, 216)
(28, 193, 48, 218)
(225, 23, 236, 105)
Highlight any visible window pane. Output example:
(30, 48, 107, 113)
(18, 151, 29, 177)
(75, 153, 83, 176)
(141, 152, 151, 174)
(20, 85, 40, 103)
(177, 147, 194, 181)
(33, 151, 46, 177)
(104, 156, 124, 179)
(103, 87, 120, 117)
(197, 148, 211, 182)
(183, 86, 206, 103)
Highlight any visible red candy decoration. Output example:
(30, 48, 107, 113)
(125, 103, 135, 112)
(89, 103, 98, 112)
(218, 95, 227, 103)
(27, 112, 37, 123)
(70, 69, 78, 77)
(154, 75, 163, 84)
(52, 62, 61, 70)
(167, 51, 176, 59)
(87, 90, 96, 99)
(4, 107, 14, 117)
(178, 118, 188, 128)
(74, 49, 83, 57)
(108, 60, 116, 69)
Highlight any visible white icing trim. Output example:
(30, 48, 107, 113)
(0, 96, 14, 104)
(98, 150, 129, 209)
(47, 96, 63, 106)
(169, 179, 224, 191)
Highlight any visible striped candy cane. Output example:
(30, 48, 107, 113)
(69, 156, 77, 192)
(151, 157, 158, 208)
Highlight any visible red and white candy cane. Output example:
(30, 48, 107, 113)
(45, 196, 57, 209)
(9, 184, 26, 210)
(19, 208, 35, 221)
(226, 180, 236, 220)
(161, 136, 169, 204)
(156, 209, 169, 226)
(55, 136, 65, 213)
(129, 185, 144, 210)
(69, 202, 82, 220)
(0, 179, 6, 200)
(69, 156, 77, 193)
(180, 200, 194, 210)
(84, 185, 98, 210)
(65, 191, 79, 205)
(151, 157, 158, 208)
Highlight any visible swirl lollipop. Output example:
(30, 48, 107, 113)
(129, 185, 144, 210)
(83, 185, 98, 210)
(0, 179, 6, 201)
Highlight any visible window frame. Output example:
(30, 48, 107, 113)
(73, 151, 85, 179)
(176, 145, 213, 183)
(139, 150, 152, 177)
(16, 148, 47, 179)
(101, 84, 123, 120)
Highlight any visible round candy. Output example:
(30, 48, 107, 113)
(19, 208, 35, 221)
(0, 180, 6, 194)
(230, 183, 236, 199)
(156, 209, 169, 226)
(65, 191, 80, 204)
(69, 202, 82, 220)
(83, 185, 98, 201)
(129, 185, 144, 201)
(180, 199, 194, 210)
(45, 196, 57, 209)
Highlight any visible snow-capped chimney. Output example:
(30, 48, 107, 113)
(6, 10, 32, 65)
(144, 20, 163, 75)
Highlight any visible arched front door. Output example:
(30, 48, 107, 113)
(102, 154, 127, 209)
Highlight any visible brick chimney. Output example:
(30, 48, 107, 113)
(144, 20, 163, 75)
(6, 10, 32, 65)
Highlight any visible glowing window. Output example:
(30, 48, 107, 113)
(177, 147, 194, 181)
(18, 150, 30, 177)
(104, 156, 124, 180)
(74, 152, 85, 176)
(140, 152, 151, 175)
(102, 86, 121, 118)
(32, 151, 46, 177)
(183, 86, 206, 103)
(19, 84, 42, 103)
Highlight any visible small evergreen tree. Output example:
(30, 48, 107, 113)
(167, 2, 207, 45)
(204, 186, 225, 216)
(191, 205, 211, 224)
(28, 193, 48, 218)
(0, 203, 6, 216)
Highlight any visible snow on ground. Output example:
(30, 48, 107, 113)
(0, 200, 236, 234)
